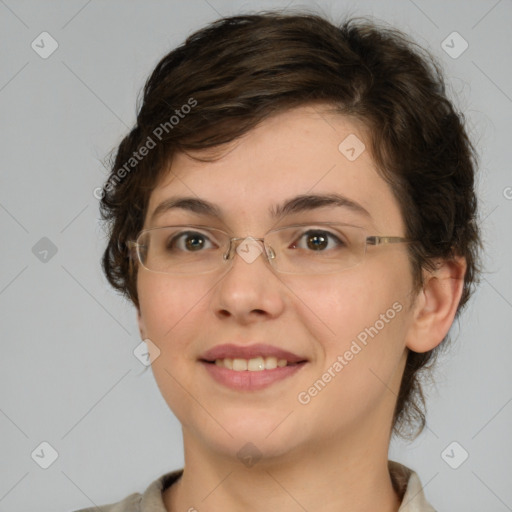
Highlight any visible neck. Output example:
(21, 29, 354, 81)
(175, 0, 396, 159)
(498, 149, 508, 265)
(164, 424, 401, 512)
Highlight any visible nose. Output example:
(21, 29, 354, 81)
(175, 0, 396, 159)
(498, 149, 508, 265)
(211, 237, 285, 324)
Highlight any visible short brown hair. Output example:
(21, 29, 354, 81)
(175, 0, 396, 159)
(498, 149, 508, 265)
(99, 10, 481, 439)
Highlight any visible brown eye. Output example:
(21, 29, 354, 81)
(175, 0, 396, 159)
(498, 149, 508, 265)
(292, 229, 345, 251)
(184, 234, 206, 251)
(306, 232, 328, 251)
(167, 231, 213, 252)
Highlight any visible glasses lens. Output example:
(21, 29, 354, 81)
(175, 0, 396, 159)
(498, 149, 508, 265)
(266, 224, 366, 274)
(137, 226, 227, 274)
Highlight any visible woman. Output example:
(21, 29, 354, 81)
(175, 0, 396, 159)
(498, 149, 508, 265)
(77, 10, 480, 511)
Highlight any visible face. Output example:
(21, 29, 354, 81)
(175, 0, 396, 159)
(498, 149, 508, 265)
(136, 105, 418, 463)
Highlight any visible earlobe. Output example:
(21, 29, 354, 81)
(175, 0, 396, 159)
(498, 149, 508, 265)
(405, 256, 467, 353)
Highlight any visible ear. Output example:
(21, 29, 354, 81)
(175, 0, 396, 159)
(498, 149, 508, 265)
(137, 307, 146, 340)
(405, 256, 467, 353)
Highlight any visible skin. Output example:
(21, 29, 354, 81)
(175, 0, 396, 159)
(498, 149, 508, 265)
(136, 104, 466, 512)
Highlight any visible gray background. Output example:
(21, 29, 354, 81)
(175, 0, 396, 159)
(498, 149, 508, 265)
(0, 0, 511, 510)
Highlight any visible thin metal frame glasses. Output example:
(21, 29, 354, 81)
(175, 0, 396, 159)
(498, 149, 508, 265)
(127, 223, 412, 276)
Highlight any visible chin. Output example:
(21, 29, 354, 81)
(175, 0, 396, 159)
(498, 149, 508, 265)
(210, 433, 301, 468)
(198, 412, 302, 461)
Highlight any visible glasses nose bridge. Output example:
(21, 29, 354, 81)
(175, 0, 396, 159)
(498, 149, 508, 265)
(224, 235, 273, 264)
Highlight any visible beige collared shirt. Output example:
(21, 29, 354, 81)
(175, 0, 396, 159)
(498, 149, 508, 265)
(74, 460, 436, 511)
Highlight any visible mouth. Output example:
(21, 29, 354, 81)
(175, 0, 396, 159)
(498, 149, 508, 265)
(198, 343, 308, 391)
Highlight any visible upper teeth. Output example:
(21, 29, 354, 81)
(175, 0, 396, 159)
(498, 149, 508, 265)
(214, 356, 288, 371)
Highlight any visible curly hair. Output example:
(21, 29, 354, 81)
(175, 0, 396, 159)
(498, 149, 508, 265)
(98, 10, 481, 440)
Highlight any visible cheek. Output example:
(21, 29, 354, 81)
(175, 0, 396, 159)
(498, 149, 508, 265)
(137, 273, 214, 351)
(137, 274, 215, 424)
(288, 263, 411, 348)
(290, 271, 411, 435)
(290, 262, 412, 385)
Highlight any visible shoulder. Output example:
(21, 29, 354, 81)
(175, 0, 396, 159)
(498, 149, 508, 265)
(73, 492, 142, 512)
(72, 469, 183, 512)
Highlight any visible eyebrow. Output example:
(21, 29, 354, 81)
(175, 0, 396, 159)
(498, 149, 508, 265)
(150, 193, 371, 223)
(270, 193, 370, 219)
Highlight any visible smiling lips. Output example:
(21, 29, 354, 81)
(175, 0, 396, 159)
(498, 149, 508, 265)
(199, 343, 308, 391)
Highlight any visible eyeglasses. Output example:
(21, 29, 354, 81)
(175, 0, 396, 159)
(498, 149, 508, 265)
(127, 223, 412, 276)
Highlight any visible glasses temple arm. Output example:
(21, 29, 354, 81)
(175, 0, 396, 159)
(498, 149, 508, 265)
(366, 236, 411, 246)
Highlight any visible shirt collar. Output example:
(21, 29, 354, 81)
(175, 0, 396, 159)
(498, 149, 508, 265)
(390, 460, 437, 511)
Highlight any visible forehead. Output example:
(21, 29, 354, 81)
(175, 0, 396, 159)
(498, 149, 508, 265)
(146, 105, 405, 234)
